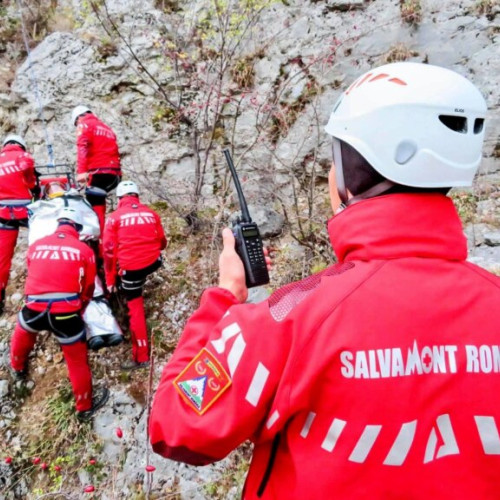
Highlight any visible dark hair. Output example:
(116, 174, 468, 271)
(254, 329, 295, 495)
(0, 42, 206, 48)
(340, 140, 450, 196)
(341, 141, 385, 196)
(5, 140, 25, 151)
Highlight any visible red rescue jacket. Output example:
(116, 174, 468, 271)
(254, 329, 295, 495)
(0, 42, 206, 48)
(150, 193, 500, 499)
(0, 144, 36, 220)
(24, 225, 96, 313)
(76, 113, 121, 176)
(102, 196, 167, 287)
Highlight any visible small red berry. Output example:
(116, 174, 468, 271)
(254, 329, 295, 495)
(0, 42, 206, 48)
(145, 465, 156, 472)
(40, 462, 48, 470)
(54, 465, 62, 472)
(89, 459, 96, 465)
(115, 427, 123, 438)
(84, 485, 95, 493)
(32, 457, 41, 465)
(5, 457, 12, 464)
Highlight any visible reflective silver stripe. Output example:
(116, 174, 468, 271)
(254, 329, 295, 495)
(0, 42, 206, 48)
(212, 323, 240, 353)
(227, 333, 245, 377)
(424, 414, 459, 463)
(475, 416, 500, 455)
(266, 410, 280, 430)
(349, 425, 382, 463)
(321, 418, 346, 452)
(27, 292, 79, 300)
(384, 420, 417, 466)
(435, 414, 459, 459)
(245, 362, 269, 407)
(56, 329, 86, 345)
(121, 280, 143, 290)
(0, 199, 31, 206)
(18, 311, 39, 333)
(300, 412, 316, 438)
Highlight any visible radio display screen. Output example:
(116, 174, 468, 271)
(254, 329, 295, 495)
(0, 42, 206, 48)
(243, 227, 259, 237)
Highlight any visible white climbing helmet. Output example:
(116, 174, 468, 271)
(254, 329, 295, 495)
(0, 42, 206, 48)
(325, 62, 487, 187)
(2, 134, 26, 150)
(57, 206, 83, 230)
(116, 180, 139, 198)
(71, 105, 91, 126)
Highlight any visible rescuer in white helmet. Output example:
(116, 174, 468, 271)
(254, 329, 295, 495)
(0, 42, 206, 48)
(150, 63, 500, 499)
(10, 206, 108, 421)
(71, 105, 122, 245)
(103, 180, 167, 370)
(0, 134, 37, 315)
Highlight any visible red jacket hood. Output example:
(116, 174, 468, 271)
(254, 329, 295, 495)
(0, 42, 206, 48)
(328, 193, 467, 263)
(55, 223, 81, 239)
(117, 195, 141, 208)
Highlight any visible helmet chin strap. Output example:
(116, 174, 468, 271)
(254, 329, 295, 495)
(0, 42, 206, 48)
(333, 138, 349, 206)
(332, 139, 395, 208)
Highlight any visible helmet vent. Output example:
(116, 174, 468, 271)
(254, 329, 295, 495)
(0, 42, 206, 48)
(474, 118, 484, 134)
(439, 115, 467, 133)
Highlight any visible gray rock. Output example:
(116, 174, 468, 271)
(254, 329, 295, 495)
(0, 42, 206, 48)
(484, 232, 500, 247)
(468, 245, 500, 274)
(246, 205, 285, 238)
(464, 223, 497, 248)
(247, 286, 271, 304)
(0, 380, 9, 398)
(9, 293, 22, 305)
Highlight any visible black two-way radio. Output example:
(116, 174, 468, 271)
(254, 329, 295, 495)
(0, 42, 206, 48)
(223, 149, 269, 288)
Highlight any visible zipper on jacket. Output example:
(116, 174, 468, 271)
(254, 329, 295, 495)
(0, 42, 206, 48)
(257, 433, 281, 498)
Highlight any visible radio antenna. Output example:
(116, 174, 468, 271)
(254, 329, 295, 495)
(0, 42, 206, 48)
(223, 149, 252, 223)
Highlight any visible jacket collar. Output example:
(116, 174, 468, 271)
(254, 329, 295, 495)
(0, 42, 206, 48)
(328, 193, 467, 263)
(118, 195, 140, 209)
(1, 144, 24, 154)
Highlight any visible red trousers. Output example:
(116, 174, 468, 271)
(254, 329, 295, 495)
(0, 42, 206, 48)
(127, 296, 149, 362)
(0, 228, 18, 291)
(10, 324, 93, 411)
(93, 204, 106, 240)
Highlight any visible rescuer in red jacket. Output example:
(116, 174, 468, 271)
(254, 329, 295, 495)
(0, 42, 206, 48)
(0, 134, 37, 315)
(71, 105, 121, 237)
(10, 207, 109, 421)
(149, 63, 500, 499)
(103, 180, 167, 370)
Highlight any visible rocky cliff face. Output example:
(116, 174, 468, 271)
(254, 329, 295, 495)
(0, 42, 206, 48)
(0, 0, 499, 498)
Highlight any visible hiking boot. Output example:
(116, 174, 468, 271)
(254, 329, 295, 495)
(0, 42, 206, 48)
(87, 335, 106, 351)
(76, 386, 110, 422)
(105, 333, 123, 347)
(10, 366, 27, 381)
(121, 359, 150, 371)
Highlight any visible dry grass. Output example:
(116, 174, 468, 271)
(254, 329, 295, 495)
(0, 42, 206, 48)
(400, 0, 422, 25)
(383, 43, 419, 63)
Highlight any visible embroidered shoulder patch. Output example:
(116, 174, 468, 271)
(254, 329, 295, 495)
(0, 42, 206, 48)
(174, 348, 231, 415)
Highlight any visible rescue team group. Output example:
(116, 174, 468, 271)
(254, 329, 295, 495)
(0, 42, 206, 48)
(4, 62, 500, 498)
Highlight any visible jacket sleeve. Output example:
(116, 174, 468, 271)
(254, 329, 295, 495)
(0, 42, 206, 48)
(19, 152, 36, 190)
(155, 211, 167, 250)
(102, 216, 118, 287)
(149, 287, 290, 466)
(81, 246, 96, 308)
(76, 124, 90, 174)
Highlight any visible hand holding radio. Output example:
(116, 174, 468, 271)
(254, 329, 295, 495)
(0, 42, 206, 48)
(218, 227, 248, 303)
(223, 149, 270, 288)
(218, 227, 272, 303)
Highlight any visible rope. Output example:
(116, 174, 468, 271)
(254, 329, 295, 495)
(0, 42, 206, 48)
(145, 325, 156, 499)
(15, 0, 55, 167)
